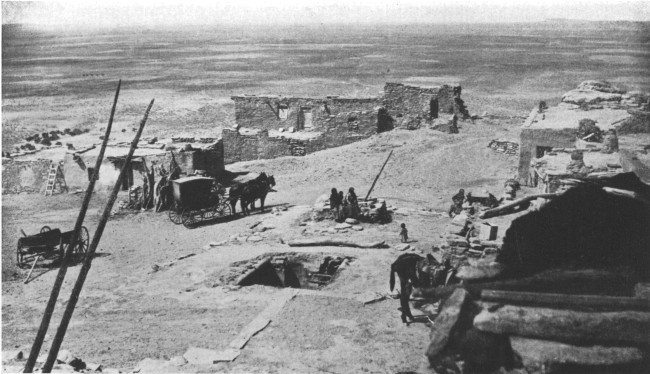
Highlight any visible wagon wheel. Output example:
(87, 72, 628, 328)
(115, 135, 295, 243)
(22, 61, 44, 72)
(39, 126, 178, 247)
(75, 226, 90, 255)
(168, 202, 183, 225)
(213, 202, 232, 219)
(40, 226, 51, 233)
(181, 209, 196, 228)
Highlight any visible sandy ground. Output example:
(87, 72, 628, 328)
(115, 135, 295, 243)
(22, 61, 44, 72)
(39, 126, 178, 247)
(2, 120, 522, 372)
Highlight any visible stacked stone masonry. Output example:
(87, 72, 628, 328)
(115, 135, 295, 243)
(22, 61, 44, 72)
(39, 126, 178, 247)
(227, 82, 463, 163)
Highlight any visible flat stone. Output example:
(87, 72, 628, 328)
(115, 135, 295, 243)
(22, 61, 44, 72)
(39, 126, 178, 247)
(345, 218, 359, 225)
(395, 244, 410, 251)
(209, 241, 227, 247)
(2, 350, 23, 363)
(56, 349, 74, 364)
(247, 235, 263, 242)
(183, 347, 221, 365)
(335, 223, 352, 230)
(85, 362, 102, 371)
(351, 226, 363, 231)
(426, 288, 469, 364)
(101, 368, 121, 374)
(327, 228, 338, 234)
(510, 336, 643, 370)
(451, 213, 469, 226)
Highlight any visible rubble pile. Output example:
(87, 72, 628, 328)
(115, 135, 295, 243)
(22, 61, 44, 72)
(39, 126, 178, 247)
(488, 139, 519, 156)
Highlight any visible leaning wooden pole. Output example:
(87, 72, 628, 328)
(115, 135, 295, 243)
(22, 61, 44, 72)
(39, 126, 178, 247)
(364, 150, 393, 201)
(24, 80, 122, 373)
(42, 99, 154, 373)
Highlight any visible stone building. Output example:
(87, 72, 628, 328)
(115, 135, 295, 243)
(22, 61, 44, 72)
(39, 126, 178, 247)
(226, 82, 464, 163)
(518, 81, 642, 184)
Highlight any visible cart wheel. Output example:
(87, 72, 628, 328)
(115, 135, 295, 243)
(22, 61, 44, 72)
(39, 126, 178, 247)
(76, 226, 90, 254)
(168, 202, 183, 225)
(181, 209, 196, 228)
(214, 202, 231, 219)
(40, 226, 51, 233)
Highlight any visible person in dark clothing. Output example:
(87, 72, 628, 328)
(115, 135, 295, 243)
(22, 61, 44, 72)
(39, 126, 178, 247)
(329, 188, 341, 220)
(346, 187, 359, 218)
(452, 189, 465, 205)
(449, 188, 465, 217)
(399, 223, 409, 243)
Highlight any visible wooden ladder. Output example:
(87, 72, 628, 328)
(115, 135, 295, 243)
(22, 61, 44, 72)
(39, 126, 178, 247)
(44, 162, 68, 196)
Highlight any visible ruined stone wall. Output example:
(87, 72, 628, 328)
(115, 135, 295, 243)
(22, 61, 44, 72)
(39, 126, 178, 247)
(231, 96, 381, 133)
(1, 159, 51, 194)
(518, 128, 577, 184)
(383, 83, 461, 129)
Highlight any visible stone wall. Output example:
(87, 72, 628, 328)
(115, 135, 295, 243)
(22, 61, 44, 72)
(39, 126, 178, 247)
(227, 82, 466, 163)
(518, 128, 577, 184)
(383, 83, 462, 129)
(231, 96, 381, 133)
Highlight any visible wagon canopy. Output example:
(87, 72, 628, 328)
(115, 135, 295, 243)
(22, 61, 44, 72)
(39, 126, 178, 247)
(171, 176, 215, 210)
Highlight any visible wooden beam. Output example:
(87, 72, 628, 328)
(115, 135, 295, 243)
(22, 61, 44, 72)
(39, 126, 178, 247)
(24, 80, 122, 373)
(364, 150, 393, 201)
(41, 98, 154, 373)
(481, 290, 650, 311)
(479, 193, 560, 219)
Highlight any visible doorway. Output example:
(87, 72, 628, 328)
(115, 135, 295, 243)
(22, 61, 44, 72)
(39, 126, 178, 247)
(430, 98, 439, 119)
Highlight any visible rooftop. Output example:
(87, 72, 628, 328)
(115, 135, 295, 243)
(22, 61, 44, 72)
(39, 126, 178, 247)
(523, 103, 630, 131)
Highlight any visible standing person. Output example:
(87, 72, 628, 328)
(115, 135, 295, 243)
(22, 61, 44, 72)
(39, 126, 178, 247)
(329, 188, 341, 220)
(346, 187, 359, 218)
(399, 223, 409, 243)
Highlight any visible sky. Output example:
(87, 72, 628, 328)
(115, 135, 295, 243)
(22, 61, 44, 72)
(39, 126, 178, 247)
(2, 0, 650, 28)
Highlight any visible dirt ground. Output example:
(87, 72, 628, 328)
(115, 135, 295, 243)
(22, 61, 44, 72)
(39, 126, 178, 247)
(2, 120, 524, 372)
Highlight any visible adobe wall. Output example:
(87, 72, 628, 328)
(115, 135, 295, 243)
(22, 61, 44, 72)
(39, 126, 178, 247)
(2, 142, 225, 194)
(1, 159, 51, 194)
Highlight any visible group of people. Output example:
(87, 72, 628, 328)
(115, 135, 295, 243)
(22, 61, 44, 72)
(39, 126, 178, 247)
(329, 187, 360, 221)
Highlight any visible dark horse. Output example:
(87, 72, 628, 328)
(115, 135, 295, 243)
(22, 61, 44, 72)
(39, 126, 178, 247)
(229, 172, 276, 216)
(390, 253, 457, 324)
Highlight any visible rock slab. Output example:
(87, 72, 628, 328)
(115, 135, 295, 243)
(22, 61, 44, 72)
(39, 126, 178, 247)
(426, 288, 469, 364)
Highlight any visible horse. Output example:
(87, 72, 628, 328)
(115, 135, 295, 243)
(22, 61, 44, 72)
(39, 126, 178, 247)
(229, 173, 276, 216)
(390, 253, 457, 324)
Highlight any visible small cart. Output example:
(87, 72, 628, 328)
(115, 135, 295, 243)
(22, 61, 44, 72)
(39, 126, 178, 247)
(16, 226, 90, 267)
(168, 176, 231, 228)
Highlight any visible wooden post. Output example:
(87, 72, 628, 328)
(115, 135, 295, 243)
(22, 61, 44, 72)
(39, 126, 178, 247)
(364, 150, 393, 201)
(41, 99, 154, 373)
(24, 80, 122, 373)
